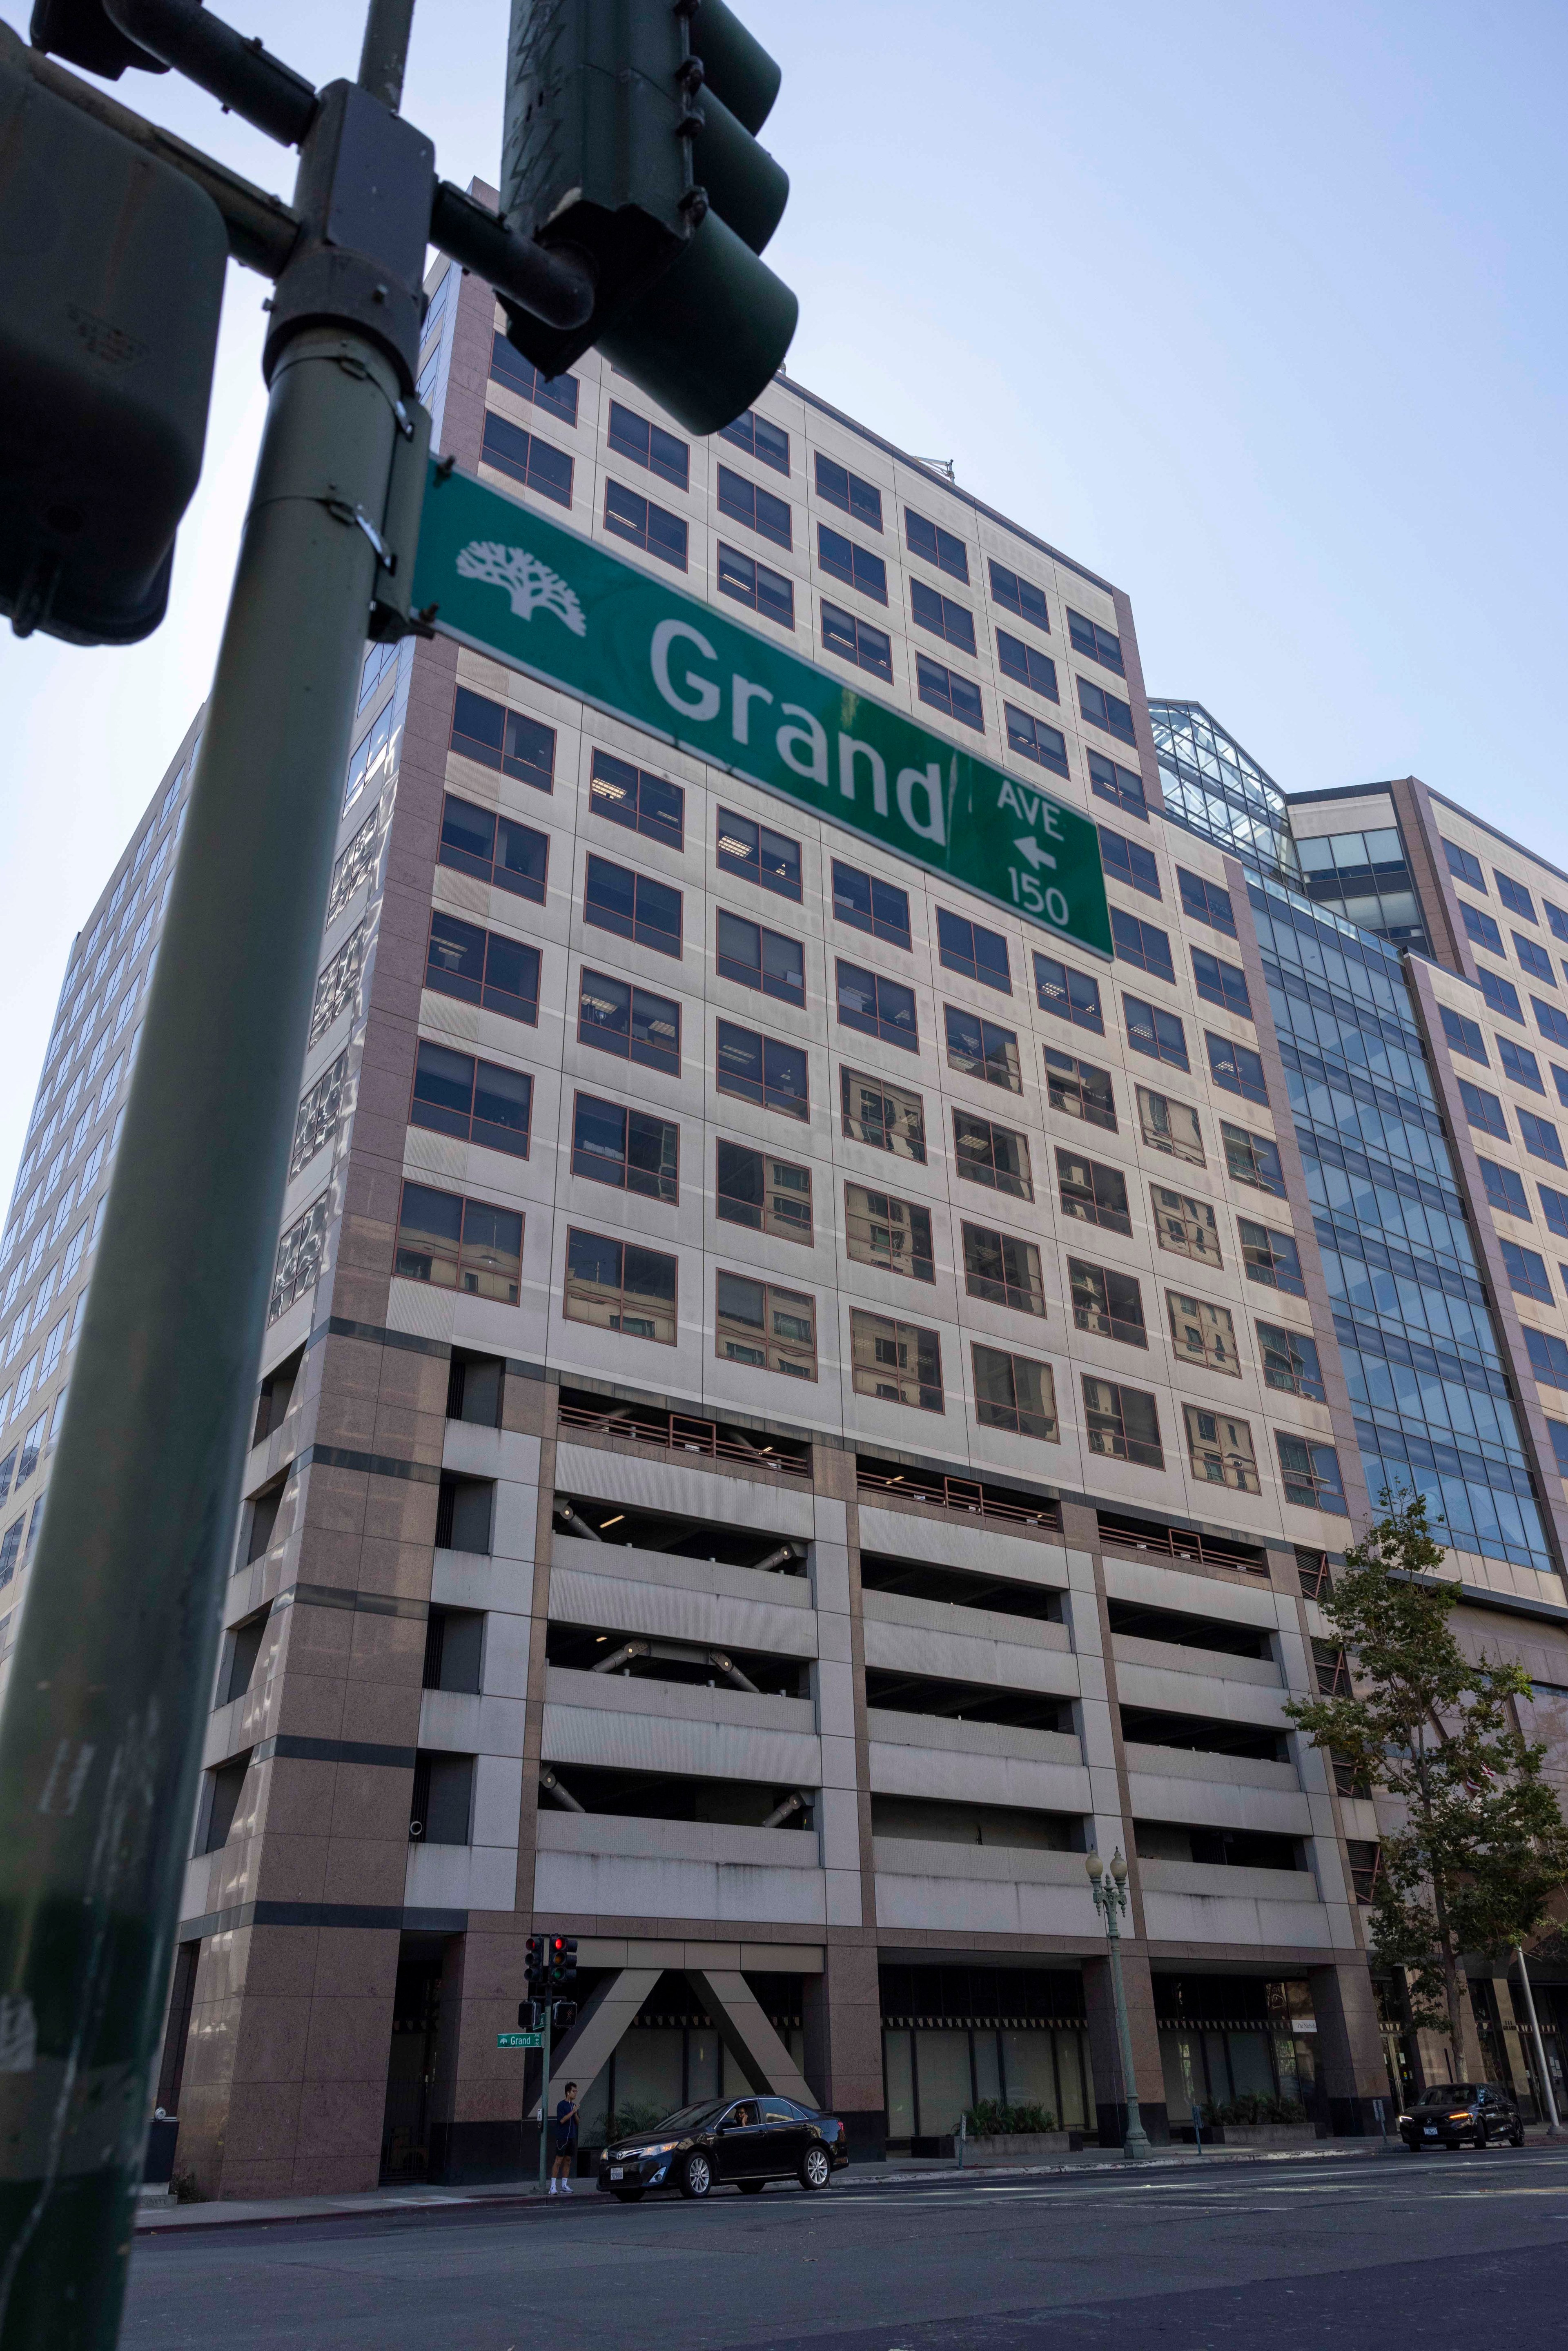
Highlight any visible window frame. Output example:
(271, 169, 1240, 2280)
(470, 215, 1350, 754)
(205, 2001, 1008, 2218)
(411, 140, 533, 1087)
(563, 1227, 679, 1346)
(716, 1137, 813, 1244)
(570, 1091, 679, 1205)
(849, 1308, 943, 1413)
(844, 1182, 935, 1283)
(715, 1269, 818, 1381)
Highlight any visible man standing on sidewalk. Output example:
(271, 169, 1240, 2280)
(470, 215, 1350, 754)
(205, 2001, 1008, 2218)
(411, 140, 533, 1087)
(549, 2084, 580, 2197)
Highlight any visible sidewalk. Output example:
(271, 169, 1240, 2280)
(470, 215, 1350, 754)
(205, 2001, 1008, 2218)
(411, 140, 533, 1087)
(135, 2136, 1410, 2234)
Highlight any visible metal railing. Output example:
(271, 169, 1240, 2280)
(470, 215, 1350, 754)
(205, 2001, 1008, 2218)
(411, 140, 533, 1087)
(856, 1459, 1062, 1531)
(557, 1394, 811, 1478)
(1097, 1511, 1269, 1575)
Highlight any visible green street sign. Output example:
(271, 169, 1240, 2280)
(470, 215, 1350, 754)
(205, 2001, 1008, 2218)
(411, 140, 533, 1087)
(410, 462, 1112, 958)
(498, 2030, 544, 2048)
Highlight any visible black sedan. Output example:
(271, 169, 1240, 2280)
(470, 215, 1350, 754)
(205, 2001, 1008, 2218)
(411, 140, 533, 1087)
(1398, 2083, 1524, 2150)
(597, 2095, 849, 2200)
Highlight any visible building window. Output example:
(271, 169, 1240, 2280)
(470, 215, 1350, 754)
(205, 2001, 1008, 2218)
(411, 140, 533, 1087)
(988, 559, 1048, 632)
(720, 407, 789, 474)
(411, 1041, 531, 1158)
(588, 749, 684, 848)
(269, 1194, 330, 1323)
(1078, 676, 1136, 744)
(1526, 1327, 1568, 1387)
(944, 1005, 1020, 1092)
(837, 960, 918, 1049)
(717, 911, 806, 1007)
(1099, 827, 1161, 899)
(1004, 705, 1069, 775)
(716, 543, 794, 627)
(973, 1345, 1058, 1441)
(953, 1110, 1033, 1200)
(1035, 952, 1103, 1033)
(1440, 1005, 1487, 1063)
(1168, 1292, 1239, 1376)
(308, 921, 371, 1044)
(1240, 1218, 1305, 1295)
(1070, 1258, 1146, 1347)
(1089, 750, 1146, 819)
(395, 1180, 521, 1301)
(845, 1183, 934, 1281)
(1500, 1036, 1544, 1092)
(1256, 1320, 1324, 1400)
(425, 913, 540, 1025)
(584, 855, 682, 956)
(916, 654, 984, 732)
(717, 1140, 812, 1243)
(817, 523, 886, 603)
(851, 1310, 942, 1411)
(1520, 1110, 1566, 1167)
(1459, 1079, 1508, 1139)
(1516, 935, 1555, 984)
(604, 478, 686, 567)
(1501, 1238, 1553, 1302)
(715, 1271, 817, 1379)
(911, 578, 976, 655)
(1497, 872, 1537, 921)
(1479, 969, 1523, 1023)
(821, 599, 893, 680)
(450, 687, 556, 792)
(328, 804, 384, 923)
(963, 1223, 1045, 1315)
(1192, 948, 1251, 1018)
(1461, 900, 1505, 955)
(564, 1229, 677, 1344)
(833, 860, 910, 949)
(487, 334, 577, 423)
(290, 1051, 349, 1178)
(1207, 1032, 1267, 1103)
(814, 452, 882, 530)
(481, 411, 572, 505)
(717, 463, 792, 550)
(571, 1094, 678, 1204)
(577, 969, 680, 1077)
(1067, 608, 1124, 673)
(717, 1021, 809, 1119)
(1152, 1184, 1221, 1265)
(1185, 1405, 1260, 1492)
(717, 807, 802, 900)
(1111, 908, 1174, 983)
(1045, 1047, 1116, 1130)
(904, 506, 969, 580)
(1479, 1157, 1528, 1217)
(938, 907, 1011, 992)
(1548, 903, 1568, 945)
(1535, 996, 1568, 1050)
(438, 793, 549, 903)
(1541, 1181, 1568, 1238)
(607, 399, 688, 488)
(1443, 838, 1484, 891)
(1222, 1121, 1285, 1196)
(1276, 1433, 1348, 1513)
(1177, 868, 1236, 935)
(1125, 994, 1188, 1071)
(997, 630, 1058, 700)
(842, 1069, 925, 1161)
(1057, 1148, 1131, 1237)
(1083, 1377, 1162, 1469)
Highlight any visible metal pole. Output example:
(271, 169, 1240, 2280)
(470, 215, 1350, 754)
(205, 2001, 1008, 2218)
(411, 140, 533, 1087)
(538, 2003, 554, 2193)
(1103, 1906, 1153, 2162)
(1515, 1945, 1564, 2138)
(0, 316, 402, 2348)
(357, 0, 417, 109)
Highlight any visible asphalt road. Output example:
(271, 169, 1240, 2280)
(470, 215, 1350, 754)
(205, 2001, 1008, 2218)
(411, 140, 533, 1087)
(123, 2145, 1568, 2351)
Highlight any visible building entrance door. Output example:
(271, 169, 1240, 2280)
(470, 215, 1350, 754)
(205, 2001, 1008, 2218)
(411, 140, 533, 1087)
(380, 1950, 444, 2183)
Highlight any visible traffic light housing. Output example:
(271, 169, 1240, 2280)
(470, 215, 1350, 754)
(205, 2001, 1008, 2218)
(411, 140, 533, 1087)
(28, 0, 169, 80)
(500, 0, 796, 434)
(0, 47, 225, 645)
(548, 1934, 578, 1989)
(525, 1934, 549, 1994)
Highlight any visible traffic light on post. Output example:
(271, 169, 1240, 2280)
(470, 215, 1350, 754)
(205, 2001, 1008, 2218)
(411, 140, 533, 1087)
(499, 0, 796, 434)
(548, 1934, 578, 1989)
(525, 1934, 549, 1995)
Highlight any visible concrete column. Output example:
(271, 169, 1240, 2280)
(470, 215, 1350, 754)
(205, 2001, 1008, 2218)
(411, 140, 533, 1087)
(1084, 1947, 1168, 2146)
(803, 1935, 885, 2159)
(1307, 1960, 1390, 2135)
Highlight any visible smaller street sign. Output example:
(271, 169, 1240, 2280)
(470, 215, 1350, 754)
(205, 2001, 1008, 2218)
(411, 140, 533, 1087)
(497, 2030, 544, 2049)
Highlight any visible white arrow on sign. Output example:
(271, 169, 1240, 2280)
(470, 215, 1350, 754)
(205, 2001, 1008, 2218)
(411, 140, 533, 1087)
(1013, 836, 1058, 872)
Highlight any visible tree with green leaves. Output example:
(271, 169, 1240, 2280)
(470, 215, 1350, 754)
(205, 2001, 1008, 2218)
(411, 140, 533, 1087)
(1285, 1491, 1568, 2057)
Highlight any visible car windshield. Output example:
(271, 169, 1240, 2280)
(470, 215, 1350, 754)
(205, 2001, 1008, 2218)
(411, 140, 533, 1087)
(1417, 2087, 1478, 2104)
(627, 2101, 727, 2135)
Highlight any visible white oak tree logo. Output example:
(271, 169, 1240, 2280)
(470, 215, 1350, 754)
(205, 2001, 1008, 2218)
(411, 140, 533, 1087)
(455, 540, 587, 637)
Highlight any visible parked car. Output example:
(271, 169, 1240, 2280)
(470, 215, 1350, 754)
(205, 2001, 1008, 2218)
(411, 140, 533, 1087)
(596, 2095, 849, 2200)
(1397, 2084, 1524, 2150)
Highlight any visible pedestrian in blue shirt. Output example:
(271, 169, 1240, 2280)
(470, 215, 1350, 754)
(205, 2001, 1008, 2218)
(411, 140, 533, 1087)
(549, 2081, 579, 2196)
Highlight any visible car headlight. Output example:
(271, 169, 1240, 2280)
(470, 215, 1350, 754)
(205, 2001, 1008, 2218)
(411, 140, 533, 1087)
(1397, 2115, 1411, 2126)
(636, 2140, 681, 2157)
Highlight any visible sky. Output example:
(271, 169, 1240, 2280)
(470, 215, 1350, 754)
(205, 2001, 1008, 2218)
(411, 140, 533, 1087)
(3, 0, 1566, 1188)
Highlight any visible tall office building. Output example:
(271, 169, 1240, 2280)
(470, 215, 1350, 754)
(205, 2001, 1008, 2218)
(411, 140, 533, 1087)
(3, 238, 1566, 2197)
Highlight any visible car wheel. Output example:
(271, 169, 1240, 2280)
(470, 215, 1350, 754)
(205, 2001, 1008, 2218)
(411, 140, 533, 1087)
(738, 2179, 766, 2195)
(800, 2145, 833, 2192)
(612, 2188, 644, 2203)
(1511, 2127, 1525, 2148)
(678, 2153, 713, 2200)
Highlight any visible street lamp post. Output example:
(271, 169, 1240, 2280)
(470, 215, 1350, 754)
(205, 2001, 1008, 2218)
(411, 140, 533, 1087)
(1087, 1850, 1153, 2162)
(1514, 1944, 1565, 2139)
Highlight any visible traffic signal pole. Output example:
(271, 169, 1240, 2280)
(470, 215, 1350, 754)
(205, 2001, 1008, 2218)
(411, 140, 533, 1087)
(538, 2001, 554, 2193)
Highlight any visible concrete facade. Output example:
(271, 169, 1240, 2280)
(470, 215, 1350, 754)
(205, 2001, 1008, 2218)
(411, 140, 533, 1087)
(6, 251, 1568, 2194)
